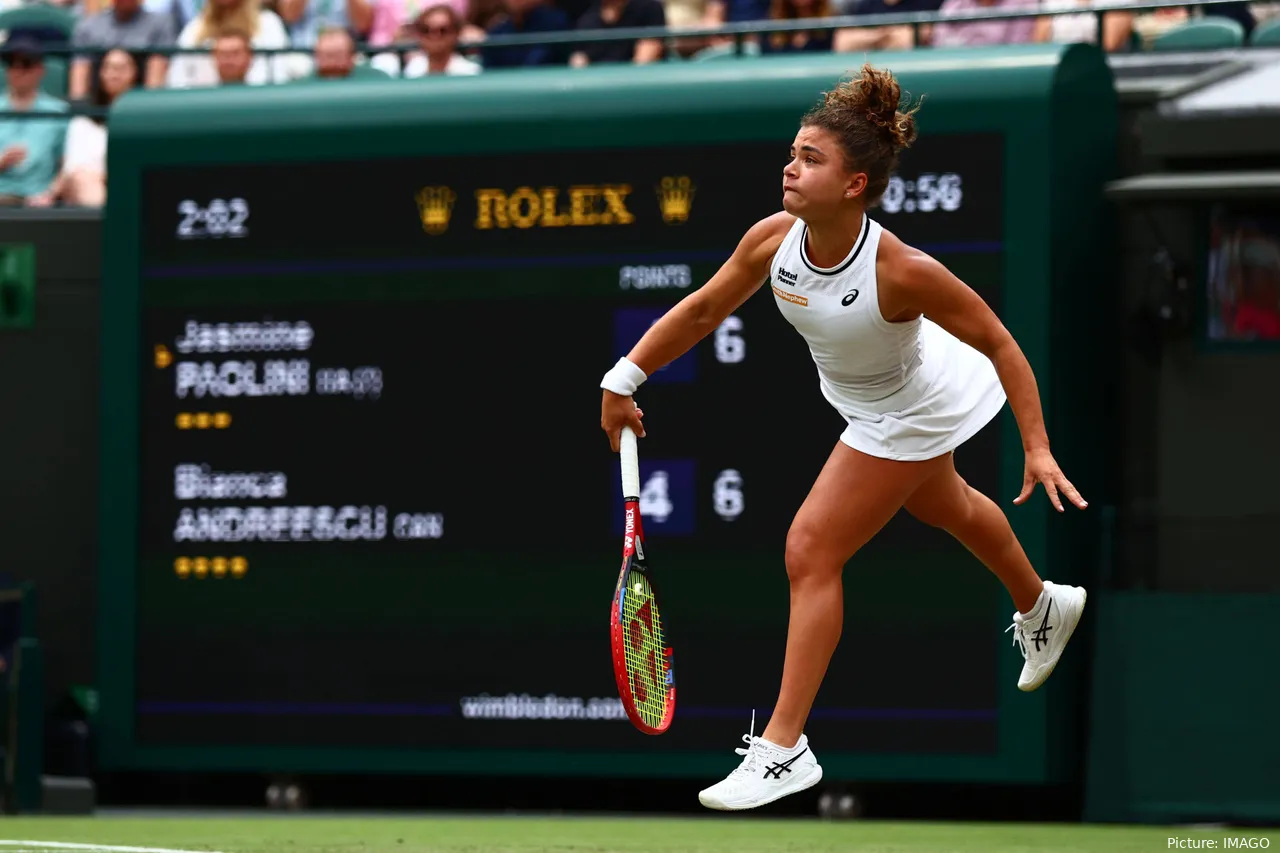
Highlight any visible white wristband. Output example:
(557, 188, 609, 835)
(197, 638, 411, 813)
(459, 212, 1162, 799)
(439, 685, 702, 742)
(600, 357, 647, 396)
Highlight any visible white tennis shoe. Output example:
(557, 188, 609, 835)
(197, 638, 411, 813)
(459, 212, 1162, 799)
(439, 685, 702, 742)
(697, 714, 823, 811)
(1007, 580, 1087, 691)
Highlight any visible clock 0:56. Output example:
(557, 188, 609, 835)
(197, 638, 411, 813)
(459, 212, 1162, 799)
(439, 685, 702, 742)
(879, 173, 963, 215)
(176, 198, 251, 240)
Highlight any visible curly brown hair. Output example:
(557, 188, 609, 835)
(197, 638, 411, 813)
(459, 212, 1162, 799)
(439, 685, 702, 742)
(801, 63, 921, 207)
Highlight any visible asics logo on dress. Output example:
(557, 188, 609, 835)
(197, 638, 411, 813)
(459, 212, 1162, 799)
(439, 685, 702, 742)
(762, 747, 807, 779)
(842, 289, 859, 306)
(1030, 601, 1054, 652)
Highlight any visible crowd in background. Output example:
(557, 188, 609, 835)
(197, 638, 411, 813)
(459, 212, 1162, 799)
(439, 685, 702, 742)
(1, 0, 1279, 207)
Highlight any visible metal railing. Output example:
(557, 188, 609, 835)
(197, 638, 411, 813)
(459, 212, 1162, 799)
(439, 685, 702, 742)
(0, 0, 1272, 121)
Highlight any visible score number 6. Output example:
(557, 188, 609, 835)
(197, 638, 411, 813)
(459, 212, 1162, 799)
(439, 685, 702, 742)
(714, 315, 745, 365)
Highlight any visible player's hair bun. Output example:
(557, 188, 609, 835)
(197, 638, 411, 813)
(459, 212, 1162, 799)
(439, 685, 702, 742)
(821, 63, 919, 153)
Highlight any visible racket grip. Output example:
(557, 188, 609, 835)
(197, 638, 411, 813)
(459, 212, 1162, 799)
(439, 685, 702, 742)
(620, 425, 640, 499)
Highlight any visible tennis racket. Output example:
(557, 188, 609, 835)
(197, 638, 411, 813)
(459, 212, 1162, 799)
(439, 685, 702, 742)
(610, 424, 676, 735)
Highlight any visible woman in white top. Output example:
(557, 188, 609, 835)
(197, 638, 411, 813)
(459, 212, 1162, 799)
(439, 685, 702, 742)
(401, 4, 482, 76)
(166, 0, 298, 87)
(600, 64, 1089, 812)
(1034, 0, 1135, 50)
(27, 47, 136, 208)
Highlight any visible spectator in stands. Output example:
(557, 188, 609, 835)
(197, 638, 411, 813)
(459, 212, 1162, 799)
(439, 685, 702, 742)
(661, 0, 716, 57)
(276, 0, 357, 47)
(311, 23, 357, 75)
(568, 0, 665, 65)
(362, 0, 486, 75)
(481, 0, 570, 66)
(211, 28, 254, 81)
(834, 0, 942, 50)
(759, 0, 835, 52)
(703, 0, 770, 32)
(403, 5, 482, 74)
(28, 47, 135, 208)
(930, 0, 1039, 45)
(167, 0, 294, 86)
(1033, 0, 1134, 50)
(0, 39, 68, 207)
(69, 0, 174, 100)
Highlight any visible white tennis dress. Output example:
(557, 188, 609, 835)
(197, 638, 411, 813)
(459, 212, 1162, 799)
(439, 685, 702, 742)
(769, 213, 1007, 461)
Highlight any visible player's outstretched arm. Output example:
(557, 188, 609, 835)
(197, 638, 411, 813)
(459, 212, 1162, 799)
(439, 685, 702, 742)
(876, 232, 1088, 513)
(599, 212, 793, 452)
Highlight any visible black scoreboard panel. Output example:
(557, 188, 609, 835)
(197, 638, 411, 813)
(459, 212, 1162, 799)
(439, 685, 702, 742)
(130, 135, 1008, 760)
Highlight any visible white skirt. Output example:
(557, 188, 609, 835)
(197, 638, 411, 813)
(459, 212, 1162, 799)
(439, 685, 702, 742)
(828, 319, 1008, 462)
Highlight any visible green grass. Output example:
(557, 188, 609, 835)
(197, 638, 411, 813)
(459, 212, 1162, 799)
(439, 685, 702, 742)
(0, 816, 1276, 853)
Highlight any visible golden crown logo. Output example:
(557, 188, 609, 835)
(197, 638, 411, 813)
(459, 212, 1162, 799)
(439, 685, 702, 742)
(657, 176, 695, 224)
(416, 186, 457, 236)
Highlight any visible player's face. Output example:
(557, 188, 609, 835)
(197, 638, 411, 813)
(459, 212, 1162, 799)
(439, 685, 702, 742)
(782, 126, 866, 221)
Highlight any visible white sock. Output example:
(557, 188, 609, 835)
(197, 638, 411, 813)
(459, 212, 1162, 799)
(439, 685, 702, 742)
(762, 735, 805, 753)
(1020, 586, 1048, 620)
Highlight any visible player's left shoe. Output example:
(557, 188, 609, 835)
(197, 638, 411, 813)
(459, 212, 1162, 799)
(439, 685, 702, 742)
(1006, 579, 1087, 691)
(697, 714, 823, 811)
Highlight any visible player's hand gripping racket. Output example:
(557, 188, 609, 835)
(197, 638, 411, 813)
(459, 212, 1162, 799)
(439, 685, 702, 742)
(611, 425, 676, 735)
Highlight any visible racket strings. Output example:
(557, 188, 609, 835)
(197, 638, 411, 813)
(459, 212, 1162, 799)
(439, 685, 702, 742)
(621, 568, 667, 727)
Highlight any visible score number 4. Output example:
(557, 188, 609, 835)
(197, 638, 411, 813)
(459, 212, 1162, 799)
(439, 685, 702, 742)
(638, 468, 744, 523)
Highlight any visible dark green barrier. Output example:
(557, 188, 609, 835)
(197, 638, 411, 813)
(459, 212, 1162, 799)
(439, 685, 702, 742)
(99, 45, 1117, 784)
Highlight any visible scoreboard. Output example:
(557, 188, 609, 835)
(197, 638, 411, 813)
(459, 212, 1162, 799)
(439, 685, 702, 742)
(98, 47, 1118, 783)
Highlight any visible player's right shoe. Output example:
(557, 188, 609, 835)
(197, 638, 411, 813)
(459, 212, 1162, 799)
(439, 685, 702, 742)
(1006, 579, 1087, 691)
(697, 715, 823, 811)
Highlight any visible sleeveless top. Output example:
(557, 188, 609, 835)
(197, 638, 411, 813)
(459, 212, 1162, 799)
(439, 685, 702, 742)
(769, 213, 925, 412)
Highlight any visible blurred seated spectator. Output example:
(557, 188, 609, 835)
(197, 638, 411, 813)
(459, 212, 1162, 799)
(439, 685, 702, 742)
(276, 0, 358, 47)
(403, 5, 482, 74)
(760, 0, 834, 53)
(568, 0, 665, 66)
(142, 0, 206, 40)
(930, 0, 1040, 46)
(1033, 0, 1133, 50)
(834, 0, 943, 50)
(481, 0, 569, 67)
(70, 0, 174, 99)
(311, 23, 357, 74)
(662, 0, 716, 57)
(704, 0, 769, 28)
(0, 38, 68, 207)
(212, 28, 254, 81)
(29, 47, 135, 208)
(167, 0, 296, 86)
(360, 0, 479, 49)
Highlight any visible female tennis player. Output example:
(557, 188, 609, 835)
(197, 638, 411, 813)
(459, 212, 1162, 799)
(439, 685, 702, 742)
(599, 63, 1088, 811)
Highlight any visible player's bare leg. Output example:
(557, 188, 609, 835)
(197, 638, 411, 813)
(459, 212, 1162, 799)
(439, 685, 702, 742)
(698, 443, 948, 812)
(902, 453, 1087, 691)
(762, 443, 948, 749)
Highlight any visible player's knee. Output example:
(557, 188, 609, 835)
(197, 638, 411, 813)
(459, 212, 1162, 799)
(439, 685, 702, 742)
(783, 524, 839, 583)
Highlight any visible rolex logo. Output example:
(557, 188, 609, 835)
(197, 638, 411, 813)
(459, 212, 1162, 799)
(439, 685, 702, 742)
(657, 176, 695, 224)
(415, 186, 457, 236)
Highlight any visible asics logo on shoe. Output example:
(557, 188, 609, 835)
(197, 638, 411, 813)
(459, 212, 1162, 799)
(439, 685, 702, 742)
(762, 748, 808, 779)
(1030, 601, 1054, 652)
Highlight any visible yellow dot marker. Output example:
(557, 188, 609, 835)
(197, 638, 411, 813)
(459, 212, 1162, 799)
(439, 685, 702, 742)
(214, 411, 232, 429)
(176, 413, 192, 429)
(211, 557, 228, 577)
(193, 557, 209, 578)
(230, 557, 248, 578)
(194, 412, 212, 429)
(174, 557, 191, 578)
(154, 345, 172, 369)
